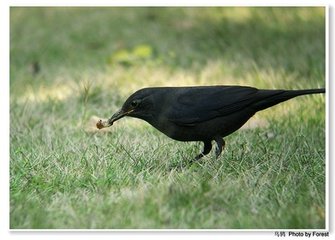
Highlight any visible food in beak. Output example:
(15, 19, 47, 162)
(96, 119, 111, 129)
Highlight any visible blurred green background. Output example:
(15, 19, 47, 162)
(10, 7, 325, 229)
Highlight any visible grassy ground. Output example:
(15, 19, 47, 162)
(10, 7, 326, 229)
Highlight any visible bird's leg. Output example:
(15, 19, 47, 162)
(193, 141, 212, 162)
(214, 137, 225, 159)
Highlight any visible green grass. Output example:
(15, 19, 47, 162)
(10, 7, 326, 229)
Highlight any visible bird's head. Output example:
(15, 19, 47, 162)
(105, 88, 156, 127)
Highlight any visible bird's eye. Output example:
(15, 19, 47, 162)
(130, 100, 140, 108)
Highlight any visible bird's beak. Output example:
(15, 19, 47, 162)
(107, 109, 134, 126)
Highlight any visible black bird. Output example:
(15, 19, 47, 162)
(97, 85, 325, 161)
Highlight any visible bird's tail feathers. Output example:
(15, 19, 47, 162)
(252, 88, 325, 112)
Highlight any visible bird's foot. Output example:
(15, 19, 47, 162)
(168, 157, 203, 171)
(168, 161, 188, 171)
(192, 153, 205, 162)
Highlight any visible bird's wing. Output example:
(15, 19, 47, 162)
(167, 86, 260, 126)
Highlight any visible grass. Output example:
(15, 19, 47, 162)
(10, 7, 326, 229)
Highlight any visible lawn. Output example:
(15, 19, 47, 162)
(10, 7, 326, 229)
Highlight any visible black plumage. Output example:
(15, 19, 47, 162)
(97, 85, 325, 161)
